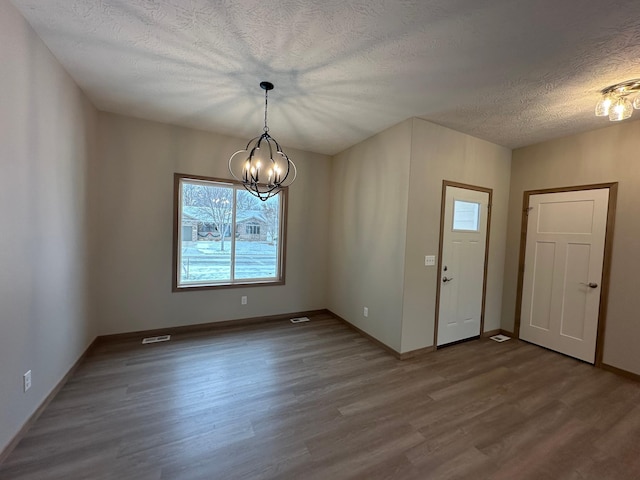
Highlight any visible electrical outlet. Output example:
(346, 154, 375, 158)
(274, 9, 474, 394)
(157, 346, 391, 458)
(363, 307, 369, 318)
(241, 295, 247, 305)
(23, 370, 31, 392)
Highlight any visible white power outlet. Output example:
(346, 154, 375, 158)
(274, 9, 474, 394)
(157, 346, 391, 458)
(23, 370, 31, 392)
(241, 295, 247, 305)
(363, 307, 369, 318)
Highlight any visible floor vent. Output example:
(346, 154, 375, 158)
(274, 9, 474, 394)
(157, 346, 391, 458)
(142, 335, 171, 344)
(290, 317, 310, 324)
(489, 334, 510, 343)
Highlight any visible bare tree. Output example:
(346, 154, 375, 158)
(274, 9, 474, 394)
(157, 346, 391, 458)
(199, 185, 233, 251)
(261, 195, 280, 245)
(182, 183, 199, 206)
(236, 190, 261, 211)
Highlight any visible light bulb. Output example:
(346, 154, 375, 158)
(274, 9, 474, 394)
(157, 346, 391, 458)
(609, 97, 633, 121)
(633, 94, 640, 110)
(595, 95, 613, 116)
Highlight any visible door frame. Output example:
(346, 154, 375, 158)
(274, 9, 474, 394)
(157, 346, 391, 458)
(513, 182, 618, 366)
(434, 180, 493, 349)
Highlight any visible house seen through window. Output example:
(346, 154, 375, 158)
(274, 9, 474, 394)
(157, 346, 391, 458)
(174, 174, 286, 289)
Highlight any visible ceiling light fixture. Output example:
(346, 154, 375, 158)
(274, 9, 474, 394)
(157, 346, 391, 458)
(595, 79, 640, 122)
(228, 81, 296, 201)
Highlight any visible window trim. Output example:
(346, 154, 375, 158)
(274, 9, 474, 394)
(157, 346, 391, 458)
(172, 173, 288, 292)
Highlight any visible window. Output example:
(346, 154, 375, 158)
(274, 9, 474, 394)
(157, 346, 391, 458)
(452, 200, 480, 231)
(173, 174, 287, 290)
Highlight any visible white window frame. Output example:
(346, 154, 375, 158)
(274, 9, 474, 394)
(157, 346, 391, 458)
(173, 173, 287, 291)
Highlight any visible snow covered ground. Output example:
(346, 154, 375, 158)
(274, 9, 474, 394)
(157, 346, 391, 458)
(180, 240, 279, 282)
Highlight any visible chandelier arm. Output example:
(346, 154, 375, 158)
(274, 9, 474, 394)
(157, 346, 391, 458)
(266, 137, 275, 164)
(245, 135, 260, 150)
(289, 160, 297, 184)
(601, 79, 640, 96)
(243, 182, 278, 202)
(270, 136, 283, 153)
(279, 162, 292, 184)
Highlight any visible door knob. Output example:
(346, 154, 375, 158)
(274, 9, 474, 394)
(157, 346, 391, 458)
(580, 282, 598, 288)
(442, 276, 453, 283)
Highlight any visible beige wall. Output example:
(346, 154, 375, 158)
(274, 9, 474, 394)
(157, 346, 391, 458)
(327, 118, 511, 354)
(401, 119, 512, 352)
(502, 119, 640, 375)
(94, 113, 330, 335)
(0, 2, 98, 454)
(327, 120, 413, 352)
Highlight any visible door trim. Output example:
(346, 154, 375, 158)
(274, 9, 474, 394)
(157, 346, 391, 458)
(513, 182, 618, 366)
(434, 180, 493, 349)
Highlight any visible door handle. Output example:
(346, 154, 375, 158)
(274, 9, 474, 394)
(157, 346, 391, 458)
(442, 276, 454, 283)
(580, 282, 598, 288)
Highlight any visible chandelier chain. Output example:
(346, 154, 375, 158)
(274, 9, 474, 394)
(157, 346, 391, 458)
(263, 89, 269, 133)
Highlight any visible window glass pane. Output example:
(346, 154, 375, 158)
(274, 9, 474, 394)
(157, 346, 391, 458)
(180, 182, 233, 284)
(234, 190, 280, 280)
(175, 174, 285, 289)
(452, 200, 480, 231)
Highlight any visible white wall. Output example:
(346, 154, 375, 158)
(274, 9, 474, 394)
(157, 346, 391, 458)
(327, 120, 413, 352)
(502, 119, 640, 375)
(401, 119, 512, 352)
(0, 1, 98, 454)
(93, 113, 331, 335)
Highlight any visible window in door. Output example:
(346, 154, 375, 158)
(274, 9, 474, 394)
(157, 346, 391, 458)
(452, 200, 481, 232)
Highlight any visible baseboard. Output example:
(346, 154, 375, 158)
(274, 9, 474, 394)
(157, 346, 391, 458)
(482, 329, 502, 337)
(96, 309, 330, 343)
(329, 311, 403, 359)
(398, 345, 436, 360)
(600, 363, 640, 382)
(500, 330, 639, 382)
(0, 337, 99, 465)
(328, 310, 437, 360)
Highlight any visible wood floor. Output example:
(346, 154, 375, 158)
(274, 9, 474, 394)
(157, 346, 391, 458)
(2, 312, 640, 480)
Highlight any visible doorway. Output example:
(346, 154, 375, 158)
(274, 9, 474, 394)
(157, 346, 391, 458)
(435, 181, 492, 347)
(514, 183, 617, 364)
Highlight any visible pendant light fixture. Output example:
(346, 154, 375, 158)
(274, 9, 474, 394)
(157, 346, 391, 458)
(595, 79, 640, 122)
(228, 81, 296, 201)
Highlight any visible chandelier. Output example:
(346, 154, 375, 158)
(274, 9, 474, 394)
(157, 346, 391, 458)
(595, 79, 640, 121)
(228, 81, 296, 201)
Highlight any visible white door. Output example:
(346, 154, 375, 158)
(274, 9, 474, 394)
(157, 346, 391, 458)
(437, 186, 490, 346)
(519, 188, 609, 363)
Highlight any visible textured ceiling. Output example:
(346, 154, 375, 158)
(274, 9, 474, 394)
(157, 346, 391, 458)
(11, 0, 640, 155)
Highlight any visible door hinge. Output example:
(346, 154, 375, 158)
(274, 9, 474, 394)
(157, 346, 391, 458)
(524, 206, 533, 215)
